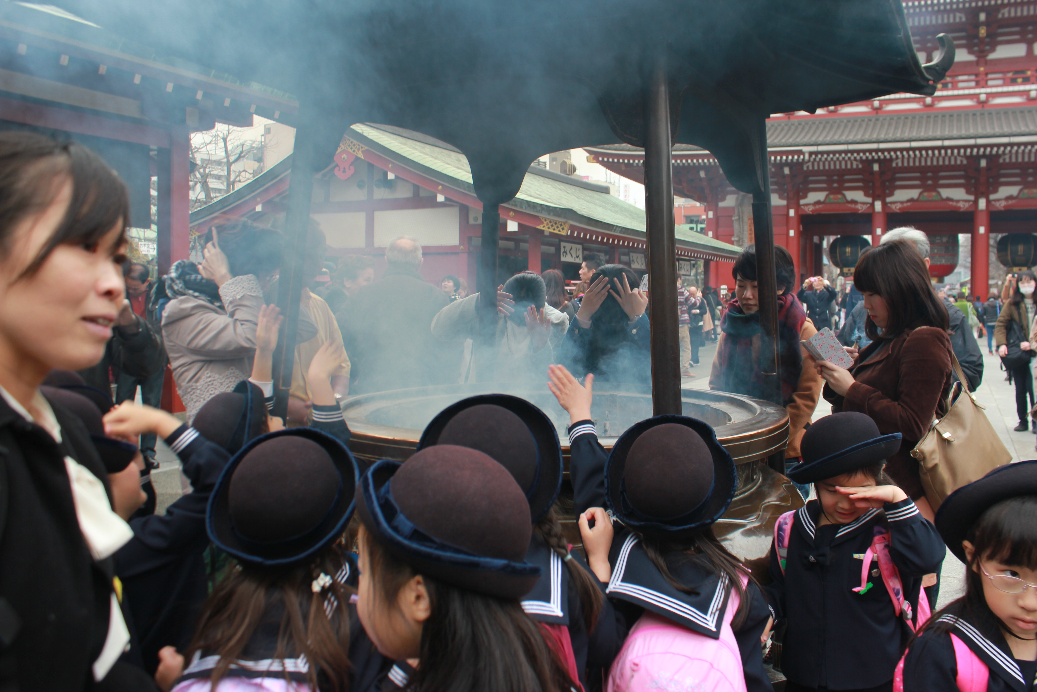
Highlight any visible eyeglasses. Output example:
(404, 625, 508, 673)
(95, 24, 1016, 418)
(980, 564, 1037, 595)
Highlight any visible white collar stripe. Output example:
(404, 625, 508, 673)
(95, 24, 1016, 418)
(388, 665, 409, 687)
(797, 506, 816, 538)
(522, 551, 564, 618)
(184, 653, 310, 675)
(837, 509, 880, 536)
(937, 615, 1023, 683)
(606, 534, 728, 631)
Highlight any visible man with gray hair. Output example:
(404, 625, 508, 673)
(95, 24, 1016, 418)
(338, 236, 456, 392)
(880, 227, 983, 389)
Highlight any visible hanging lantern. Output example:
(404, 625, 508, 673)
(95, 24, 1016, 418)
(828, 236, 871, 277)
(997, 233, 1037, 271)
(928, 234, 959, 279)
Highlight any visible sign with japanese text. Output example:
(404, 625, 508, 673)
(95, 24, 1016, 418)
(560, 242, 583, 264)
(630, 253, 646, 270)
(677, 260, 692, 275)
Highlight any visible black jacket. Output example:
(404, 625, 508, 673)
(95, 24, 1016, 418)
(0, 392, 123, 691)
(559, 313, 651, 384)
(763, 500, 945, 690)
(79, 313, 166, 390)
(336, 264, 456, 393)
(797, 285, 838, 327)
(902, 610, 1037, 692)
(945, 301, 984, 390)
(114, 425, 231, 674)
(567, 422, 773, 692)
(982, 299, 1001, 325)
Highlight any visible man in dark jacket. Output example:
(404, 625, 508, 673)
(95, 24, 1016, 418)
(982, 295, 1000, 355)
(881, 227, 984, 390)
(337, 237, 455, 393)
(797, 277, 838, 329)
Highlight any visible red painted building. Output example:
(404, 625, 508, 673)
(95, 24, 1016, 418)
(587, 0, 1037, 296)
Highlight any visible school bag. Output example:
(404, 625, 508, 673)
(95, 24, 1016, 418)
(773, 511, 930, 632)
(892, 632, 989, 692)
(539, 623, 583, 692)
(606, 575, 748, 692)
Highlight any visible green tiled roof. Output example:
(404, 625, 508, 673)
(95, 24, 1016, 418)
(353, 124, 740, 259)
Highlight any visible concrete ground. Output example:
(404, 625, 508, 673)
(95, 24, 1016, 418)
(149, 337, 1028, 609)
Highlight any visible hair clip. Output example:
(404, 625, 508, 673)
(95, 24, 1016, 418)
(564, 552, 573, 563)
(311, 572, 333, 593)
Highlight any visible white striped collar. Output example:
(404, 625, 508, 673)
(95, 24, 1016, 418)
(938, 614, 1025, 688)
(797, 503, 880, 540)
(836, 509, 881, 537)
(387, 663, 410, 688)
(522, 549, 564, 619)
(183, 650, 310, 676)
(606, 534, 729, 634)
(797, 505, 817, 539)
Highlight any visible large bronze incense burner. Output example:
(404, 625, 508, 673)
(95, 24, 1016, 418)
(342, 385, 800, 569)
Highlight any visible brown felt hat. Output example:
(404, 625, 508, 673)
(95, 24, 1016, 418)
(418, 395, 562, 523)
(606, 415, 736, 537)
(356, 445, 540, 600)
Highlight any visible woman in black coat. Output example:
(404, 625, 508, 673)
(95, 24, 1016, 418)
(0, 133, 152, 690)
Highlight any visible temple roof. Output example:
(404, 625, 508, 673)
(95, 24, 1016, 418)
(587, 106, 1037, 158)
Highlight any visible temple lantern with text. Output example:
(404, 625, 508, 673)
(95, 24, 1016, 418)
(828, 236, 871, 277)
(997, 234, 1037, 271)
(927, 234, 959, 279)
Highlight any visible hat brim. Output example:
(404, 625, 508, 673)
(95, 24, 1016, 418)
(417, 394, 562, 524)
(936, 460, 1037, 564)
(788, 434, 902, 484)
(92, 435, 138, 474)
(356, 460, 541, 600)
(208, 427, 359, 566)
(605, 415, 737, 537)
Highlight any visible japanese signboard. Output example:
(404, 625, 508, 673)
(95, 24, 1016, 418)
(560, 242, 583, 264)
(677, 260, 692, 275)
(630, 252, 646, 270)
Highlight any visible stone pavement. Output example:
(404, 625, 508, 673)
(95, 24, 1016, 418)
(150, 337, 1026, 608)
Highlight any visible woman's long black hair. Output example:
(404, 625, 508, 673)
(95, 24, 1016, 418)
(1009, 270, 1037, 308)
(853, 239, 949, 341)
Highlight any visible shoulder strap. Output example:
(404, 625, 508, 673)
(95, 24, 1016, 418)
(773, 511, 796, 575)
(950, 633, 990, 692)
(870, 530, 930, 631)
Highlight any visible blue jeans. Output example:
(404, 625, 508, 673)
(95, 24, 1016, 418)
(115, 368, 165, 459)
(985, 323, 996, 352)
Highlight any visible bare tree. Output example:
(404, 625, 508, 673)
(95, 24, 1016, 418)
(189, 124, 264, 210)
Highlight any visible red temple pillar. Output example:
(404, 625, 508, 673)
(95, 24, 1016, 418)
(973, 199, 991, 299)
(156, 126, 191, 275)
(526, 226, 541, 273)
(871, 201, 886, 250)
(787, 200, 801, 282)
(704, 202, 718, 239)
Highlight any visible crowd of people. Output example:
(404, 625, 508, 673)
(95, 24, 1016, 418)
(3, 131, 1037, 692)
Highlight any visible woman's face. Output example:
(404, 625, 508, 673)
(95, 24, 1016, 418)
(1019, 277, 1036, 296)
(344, 267, 374, 294)
(0, 179, 125, 381)
(356, 528, 426, 660)
(862, 291, 889, 329)
(735, 277, 758, 314)
(440, 278, 456, 294)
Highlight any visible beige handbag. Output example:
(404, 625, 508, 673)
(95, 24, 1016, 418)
(702, 307, 714, 333)
(910, 351, 1012, 512)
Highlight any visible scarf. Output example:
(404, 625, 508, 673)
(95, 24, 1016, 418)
(718, 293, 806, 406)
(154, 260, 223, 321)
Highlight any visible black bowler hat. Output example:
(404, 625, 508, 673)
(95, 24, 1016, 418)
(356, 446, 541, 600)
(418, 394, 562, 523)
(936, 460, 1037, 564)
(605, 415, 737, 537)
(41, 386, 137, 474)
(208, 427, 359, 566)
(193, 380, 266, 454)
(788, 412, 901, 484)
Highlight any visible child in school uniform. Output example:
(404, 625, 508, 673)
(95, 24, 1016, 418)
(766, 411, 945, 692)
(416, 394, 623, 689)
(354, 444, 577, 692)
(548, 365, 774, 692)
(899, 460, 1037, 691)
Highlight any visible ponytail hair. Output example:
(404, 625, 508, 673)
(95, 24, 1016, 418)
(535, 505, 605, 631)
(638, 528, 755, 629)
(361, 526, 575, 692)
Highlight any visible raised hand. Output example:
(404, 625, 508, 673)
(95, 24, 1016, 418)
(610, 273, 648, 320)
(255, 304, 283, 357)
(497, 285, 515, 316)
(575, 275, 610, 322)
(835, 484, 908, 508)
(103, 402, 182, 442)
(579, 507, 614, 582)
(198, 228, 232, 287)
(547, 364, 593, 424)
(524, 305, 551, 351)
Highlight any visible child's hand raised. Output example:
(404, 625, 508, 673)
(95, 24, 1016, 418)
(255, 304, 283, 357)
(579, 507, 614, 583)
(104, 402, 182, 441)
(307, 341, 348, 407)
(547, 364, 593, 425)
(836, 484, 908, 508)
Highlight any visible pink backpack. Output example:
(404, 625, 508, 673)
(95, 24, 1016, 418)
(892, 633, 989, 692)
(773, 511, 931, 631)
(606, 575, 748, 692)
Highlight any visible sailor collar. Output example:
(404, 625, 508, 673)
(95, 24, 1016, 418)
(937, 614, 1034, 692)
(606, 533, 730, 638)
(521, 536, 568, 625)
(796, 501, 882, 544)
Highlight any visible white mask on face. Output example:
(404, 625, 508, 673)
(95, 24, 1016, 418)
(1022, 284, 1035, 296)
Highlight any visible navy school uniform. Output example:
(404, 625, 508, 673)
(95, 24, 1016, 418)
(902, 609, 1037, 692)
(764, 499, 945, 690)
(567, 421, 774, 692)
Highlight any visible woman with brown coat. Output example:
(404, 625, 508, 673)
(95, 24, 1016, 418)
(995, 270, 1037, 431)
(818, 239, 952, 522)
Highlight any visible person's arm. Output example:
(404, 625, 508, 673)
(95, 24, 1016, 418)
(708, 333, 725, 390)
(841, 327, 951, 441)
(306, 341, 353, 447)
(430, 292, 479, 341)
(951, 314, 984, 390)
(732, 582, 777, 692)
(168, 277, 264, 359)
(994, 303, 1012, 347)
(547, 365, 608, 514)
(786, 321, 823, 455)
